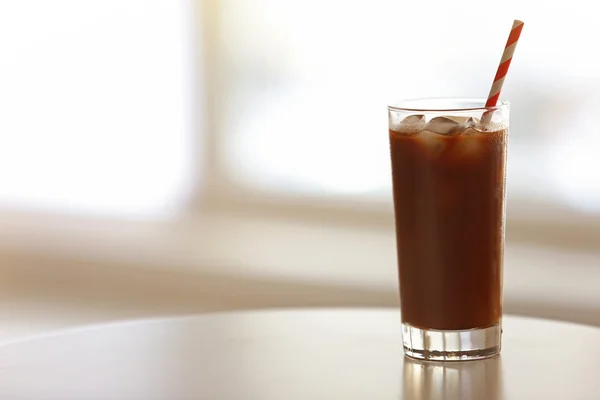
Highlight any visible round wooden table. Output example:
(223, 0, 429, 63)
(0, 309, 599, 399)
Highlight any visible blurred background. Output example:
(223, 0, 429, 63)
(1, 0, 599, 341)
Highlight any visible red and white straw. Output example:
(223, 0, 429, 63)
(485, 20, 524, 107)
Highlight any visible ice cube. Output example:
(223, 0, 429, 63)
(446, 116, 474, 125)
(419, 129, 448, 158)
(457, 134, 484, 158)
(462, 124, 481, 136)
(457, 117, 478, 130)
(395, 114, 426, 134)
(426, 116, 474, 135)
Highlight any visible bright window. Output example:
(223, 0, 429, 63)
(0, 0, 195, 219)
(218, 0, 600, 214)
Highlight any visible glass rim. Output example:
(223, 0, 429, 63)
(388, 97, 510, 113)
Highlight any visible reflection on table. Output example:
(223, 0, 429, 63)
(403, 357, 501, 400)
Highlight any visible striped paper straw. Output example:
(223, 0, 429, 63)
(485, 20, 524, 107)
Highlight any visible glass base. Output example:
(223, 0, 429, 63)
(402, 323, 501, 361)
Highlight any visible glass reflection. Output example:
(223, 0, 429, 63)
(403, 356, 502, 400)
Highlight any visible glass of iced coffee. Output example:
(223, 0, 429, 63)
(388, 98, 509, 361)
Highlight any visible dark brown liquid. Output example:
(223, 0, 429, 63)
(390, 126, 507, 330)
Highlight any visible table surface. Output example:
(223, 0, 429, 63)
(0, 309, 599, 400)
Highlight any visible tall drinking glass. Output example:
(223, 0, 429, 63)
(388, 98, 509, 361)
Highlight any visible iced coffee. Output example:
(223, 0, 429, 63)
(388, 99, 508, 361)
